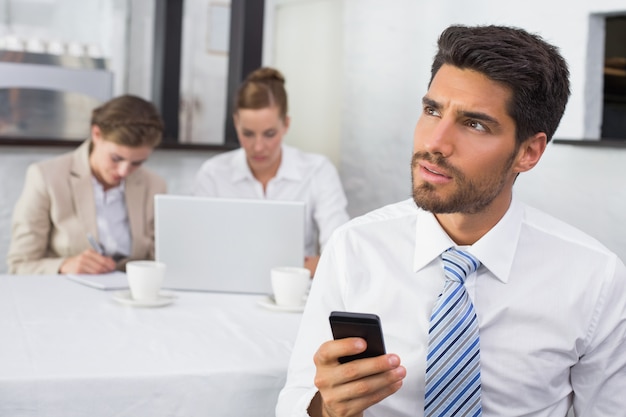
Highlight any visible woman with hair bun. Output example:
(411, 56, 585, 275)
(194, 67, 349, 276)
(8, 95, 167, 275)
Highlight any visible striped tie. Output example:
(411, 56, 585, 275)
(424, 248, 482, 417)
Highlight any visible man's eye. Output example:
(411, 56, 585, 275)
(264, 130, 277, 138)
(424, 106, 439, 117)
(111, 156, 122, 163)
(468, 120, 487, 132)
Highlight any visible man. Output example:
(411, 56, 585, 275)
(276, 25, 626, 417)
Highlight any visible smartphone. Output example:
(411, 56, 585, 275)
(329, 311, 386, 363)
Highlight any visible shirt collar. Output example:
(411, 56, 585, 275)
(413, 196, 523, 284)
(470, 197, 522, 284)
(275, 145, 303, 181)
(231, 148, 254, 182)
(230, 145, 302, 183)
(413, 209, 457, 272)
(91, 176, 126, 201)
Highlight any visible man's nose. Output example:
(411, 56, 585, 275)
(423, 118, 454, 157)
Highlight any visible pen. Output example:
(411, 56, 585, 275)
(87, 233, 104, 255)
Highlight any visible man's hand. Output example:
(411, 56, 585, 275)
(308, 337, 406, 417)
(59, 249, 117, 274)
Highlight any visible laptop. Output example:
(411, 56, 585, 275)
(154, 195, 305, 294)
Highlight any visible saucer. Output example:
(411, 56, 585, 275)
(112, 290, 176, 308)
(257, 295, 305, 313)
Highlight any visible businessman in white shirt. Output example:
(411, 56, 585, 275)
(276, 24, 626, 417)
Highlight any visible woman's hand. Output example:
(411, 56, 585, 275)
(305, 255, 321, 277)
(59, 249, 117, 274)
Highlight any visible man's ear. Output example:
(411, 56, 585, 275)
(514, 132, 547, 174)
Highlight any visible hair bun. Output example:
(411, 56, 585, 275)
(235, 66, 288, 116)
(246, 67, 285, 84)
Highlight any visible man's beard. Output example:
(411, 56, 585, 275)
(410, 150, 516, 214)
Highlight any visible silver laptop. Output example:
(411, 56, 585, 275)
(154, 195, 305, 294)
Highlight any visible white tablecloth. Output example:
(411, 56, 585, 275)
(0, 275, 303, 417)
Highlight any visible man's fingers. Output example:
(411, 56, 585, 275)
(318, 365, 406, 417)
(315, 338, 366, 366)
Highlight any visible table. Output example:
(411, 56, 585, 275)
(0, 274, 303, 417)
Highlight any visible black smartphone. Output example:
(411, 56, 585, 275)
(329, 311, 386, 363)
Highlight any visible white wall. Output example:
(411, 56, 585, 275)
(340, 0, 423, 214)
(515, 142, 626, 257)
(265, 0, 344, 166)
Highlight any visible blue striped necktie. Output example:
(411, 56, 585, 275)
(424, 248, 482, 417)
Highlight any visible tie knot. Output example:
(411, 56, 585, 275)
(442, 248, 480, 284)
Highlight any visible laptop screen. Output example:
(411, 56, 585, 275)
(154, 195, 305, 294)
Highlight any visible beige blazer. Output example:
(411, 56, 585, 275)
(7, 139, 167, 274)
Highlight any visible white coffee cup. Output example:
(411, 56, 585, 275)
(271, 266, 311, 307)
(126, 261, 166, 302)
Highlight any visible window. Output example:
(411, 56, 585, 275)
(154, 0, 264, 149)
(602, 15, 626, 140)
(0, 0, 264, 149)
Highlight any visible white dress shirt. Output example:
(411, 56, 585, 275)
(193, 145, 350, 256)
(276, 197, 626, 417)
(92, 177, 131, 257)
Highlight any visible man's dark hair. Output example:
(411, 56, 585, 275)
(431, 25, 570, 144)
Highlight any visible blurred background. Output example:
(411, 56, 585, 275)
(1, 0, 626, 271)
